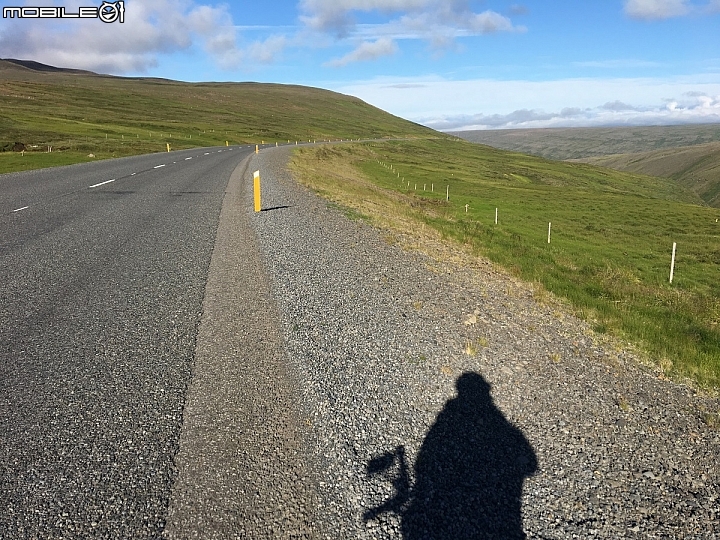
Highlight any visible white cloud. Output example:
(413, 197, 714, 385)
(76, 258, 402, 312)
(300, 0, 523, 50)
(624, 0, 691, 19)
(244, 35, 289, 65)
(602, 100, 641, 111)
(325, 38, 398, 67)
(300, 0, 436, 33)
(623, 0, 720, 18)
(0, 0, 279, 73)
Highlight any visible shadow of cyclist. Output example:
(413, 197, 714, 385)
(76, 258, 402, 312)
(365, 372, 537, 539)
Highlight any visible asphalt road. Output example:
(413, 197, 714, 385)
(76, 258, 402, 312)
(0, 145, 256, 538)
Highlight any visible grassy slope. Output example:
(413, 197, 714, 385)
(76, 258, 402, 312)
(291, 139, 720, 389)
(577, 143, 720, 208)
(0, 59, 437, 173)
(452, 124, 720, 208)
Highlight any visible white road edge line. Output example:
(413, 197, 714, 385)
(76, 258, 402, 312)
(89, 179, 116, 188)
(13, 206, 29, 213)
(154, 164, 166, 169)
(185, 157, 192, 160)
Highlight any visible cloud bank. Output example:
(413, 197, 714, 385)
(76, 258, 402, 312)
(0, 0, 283, 73)
(0, 0, 524, 73)
(422, 93, 720, 130)
(302, 0, 524, 67)
(333, 76, 720, 130)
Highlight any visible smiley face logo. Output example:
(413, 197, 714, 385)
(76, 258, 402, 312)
(99, 1, 124, 23)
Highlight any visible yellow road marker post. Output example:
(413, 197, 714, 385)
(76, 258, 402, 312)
(255, 145, 258, 154)
(253, 171, 261, 212)
(166, 143, 171, 152)
(226, 141, 229, 146)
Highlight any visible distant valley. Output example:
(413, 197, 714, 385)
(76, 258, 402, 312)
(451, 124, 720, 208)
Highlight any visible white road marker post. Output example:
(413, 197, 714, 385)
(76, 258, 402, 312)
(670, 242, 677, 284)
(465, 204, 469, 213)
(495, 208, 498, 225)
(548, 222, 552, 244)
(446, 185, 449, 201)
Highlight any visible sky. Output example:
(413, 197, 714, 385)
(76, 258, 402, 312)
(1, 0, 719, 130)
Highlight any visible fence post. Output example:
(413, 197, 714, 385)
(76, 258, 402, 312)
(670, 242, 677, 283)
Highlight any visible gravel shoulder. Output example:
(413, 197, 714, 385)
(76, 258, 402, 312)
(250, 146, 718, 539)
(164, 154, 316, 539)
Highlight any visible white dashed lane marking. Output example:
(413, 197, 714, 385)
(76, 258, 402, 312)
(89, 179, 116, 188)
(13, 206, 29, 213)
(154, 164, 166, 169)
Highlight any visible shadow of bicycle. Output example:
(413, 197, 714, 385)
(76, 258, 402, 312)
(364, 372, 537, 539)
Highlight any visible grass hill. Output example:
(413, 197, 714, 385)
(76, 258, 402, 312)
(0, 58, 438, 173)
(575, 143, 720, 208)
(292, 138, 720, 389)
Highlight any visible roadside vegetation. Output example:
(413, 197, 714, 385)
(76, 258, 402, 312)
(291, 139, 720, 390)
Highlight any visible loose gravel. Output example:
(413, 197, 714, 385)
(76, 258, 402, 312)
(242, 146, 719, 539)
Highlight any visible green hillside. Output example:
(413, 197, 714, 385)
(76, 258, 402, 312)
(292, 139, 720, 389)
(578, 142, 720, 208)
(0, 58, 438, 173)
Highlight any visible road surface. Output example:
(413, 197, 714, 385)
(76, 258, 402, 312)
(0, 146, 255, 537)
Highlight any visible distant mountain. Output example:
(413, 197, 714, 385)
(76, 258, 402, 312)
(450, 125, 720, 161)
(0, 58, 97, 75)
